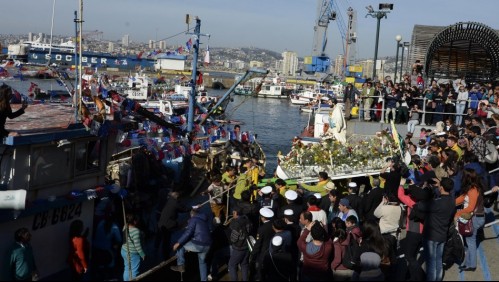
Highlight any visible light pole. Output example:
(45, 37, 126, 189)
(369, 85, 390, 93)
(394, 35, 402, 83)
(365, 3, 393, 81)
(400, 42, 409, 82)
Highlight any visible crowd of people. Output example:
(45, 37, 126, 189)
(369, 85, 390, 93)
(343, 63, 499, 135)
(5, 67, 499, 281)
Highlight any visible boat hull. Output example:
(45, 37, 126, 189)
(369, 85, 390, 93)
(27, 49, 156, 70)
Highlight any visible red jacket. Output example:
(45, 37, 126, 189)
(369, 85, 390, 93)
(68, 236, 88, 274)
(298, 229, 333, 279)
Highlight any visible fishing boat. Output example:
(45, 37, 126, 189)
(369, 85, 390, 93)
(234, 85, 255, 96)
(256, 82, 292, 99)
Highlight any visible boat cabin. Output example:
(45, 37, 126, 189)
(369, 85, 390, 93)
(0, 103, 117, 280)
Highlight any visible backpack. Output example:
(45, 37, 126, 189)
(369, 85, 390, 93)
(342, 231, 360, 270)
(443, 223, 465, 270)
(229, 216, 252, 249)
(484, 140, 498, 164)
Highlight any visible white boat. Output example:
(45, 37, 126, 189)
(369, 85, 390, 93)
(256, 83, 291, 99)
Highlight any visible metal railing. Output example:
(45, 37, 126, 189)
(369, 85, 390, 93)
(356, 95, 481, 126)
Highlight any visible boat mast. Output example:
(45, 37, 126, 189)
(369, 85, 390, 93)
(76, 0, 84, 122)
(73, 10, 79, 122)
(187, 16, 203, 133)
(48, 0, 56, 65)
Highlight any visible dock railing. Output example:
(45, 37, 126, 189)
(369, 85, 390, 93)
(358, 95, 477, 126)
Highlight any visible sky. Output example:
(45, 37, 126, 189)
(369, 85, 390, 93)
(3, 0, 499, 60)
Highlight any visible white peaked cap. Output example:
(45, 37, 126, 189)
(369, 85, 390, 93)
(261, 186, 272, 194)
(259, 207, 274, 218)
(314, 193, 322, 199)
(272, 236, 283, 247)
(284, 209, 294, 216)
(348, 182, 357, 188)
(285, 190, 298, 201)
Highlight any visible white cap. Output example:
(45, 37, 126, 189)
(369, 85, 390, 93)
(436, 131, 446, 136)
(285, 190, 298, 201)
(272, 236, 283, 247)
(261, 186, 272, 194)
(325, 182, 335, 191)
(284, 209, 294, 216)
(348, 182, 357, 188)
(259, 207, 274, 218)
(314, 193, 322, 199)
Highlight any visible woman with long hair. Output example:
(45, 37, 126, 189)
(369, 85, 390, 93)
(352, 219, 390, 281)
(0, 84, 27, 138)
(330, 221, 353, 281)
(455, 168, 485, 272)
(68, 220, 89, 281)
(121, 213, 146, 281)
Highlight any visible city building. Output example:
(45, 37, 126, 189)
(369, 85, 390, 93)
(281, 51, 298, 76)
(249, 61, 264, 68)
(122, 34, 129, 47)
(148, 40, 154, 49)
(108, 42, 114, 53)
(159, 40, 166, 50)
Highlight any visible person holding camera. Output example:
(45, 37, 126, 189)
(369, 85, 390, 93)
(0, 84, 28, 138)
(380, 157, 403, 204)
(407, 104, 422, 134)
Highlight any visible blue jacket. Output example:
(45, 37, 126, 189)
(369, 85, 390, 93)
(177, 212, 213, 247)
(385, 92, 399, 108)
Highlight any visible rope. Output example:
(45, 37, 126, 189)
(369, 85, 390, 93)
(131, 255, 178, 281)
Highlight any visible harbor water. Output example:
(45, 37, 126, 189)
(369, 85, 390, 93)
(3, 79, 309, 175)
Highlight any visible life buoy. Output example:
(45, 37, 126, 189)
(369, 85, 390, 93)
(200, 96, 208, 103)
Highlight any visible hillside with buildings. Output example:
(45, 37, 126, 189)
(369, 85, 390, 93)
(1, 33, 406, 80)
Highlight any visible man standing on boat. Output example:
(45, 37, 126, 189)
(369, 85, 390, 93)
(343, 83, 359, 120)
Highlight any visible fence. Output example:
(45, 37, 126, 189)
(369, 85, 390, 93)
(357, 95, 483, 126)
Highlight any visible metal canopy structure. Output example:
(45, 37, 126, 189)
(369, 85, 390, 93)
(425, 22, 499, 82)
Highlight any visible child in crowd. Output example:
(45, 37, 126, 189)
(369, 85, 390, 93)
(203, 174, 226, 224)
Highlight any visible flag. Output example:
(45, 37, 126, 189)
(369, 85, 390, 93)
(98, 77, 109, 98)
(137, 51, 144, 59)
(28, 82, 38, 93)
(203, 45, 210, 66)
(10, 89, 22, 104)
(390, 120, 404, 156)
(186, 38, 192, 52)
(196, 71, 203, 85)
(176, 46, 184, 54)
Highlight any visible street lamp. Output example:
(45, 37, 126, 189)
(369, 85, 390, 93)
(366, 3, 393, 81)
(394, 35, 402, 83)
(400, 42, 410, 82)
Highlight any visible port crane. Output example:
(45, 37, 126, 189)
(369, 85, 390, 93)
(304, 0, 337, 75)
(304, 0, 357, 79)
